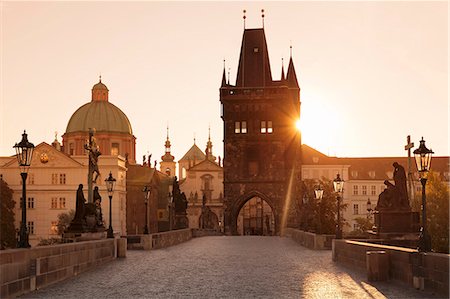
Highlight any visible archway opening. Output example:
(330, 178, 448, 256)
(237, 197, 275, 236)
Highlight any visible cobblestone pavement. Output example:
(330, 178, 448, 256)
(23, 236, 442, 299)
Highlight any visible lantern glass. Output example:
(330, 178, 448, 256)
(13, 131, 35, 171)
(105, 172, 116, 197)
(333, 174, 344, 193)
(314, 188, 324, 200)
(413, 137, 433, 175)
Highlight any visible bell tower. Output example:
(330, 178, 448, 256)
(220, 23, 301, 235)
(160, 126, 176, 177)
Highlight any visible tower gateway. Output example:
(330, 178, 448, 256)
(221, 24, 301, 235)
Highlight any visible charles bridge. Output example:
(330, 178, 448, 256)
(1, 228, 448, 299)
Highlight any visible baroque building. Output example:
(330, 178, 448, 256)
(220, 25, 301, 235)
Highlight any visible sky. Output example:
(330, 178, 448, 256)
(1, 1, 448, 164)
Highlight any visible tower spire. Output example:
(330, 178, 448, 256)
(243, 9, 246, 29)
(261, 9, 265, 28)
(287, 46, 299, 88)
(281, 58, 285, 81)
(221, 59, 227, 87)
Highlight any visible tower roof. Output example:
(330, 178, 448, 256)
(179, 144, 205, 162)
(286, 56, 299, 88)
(236, 28, 273, 87)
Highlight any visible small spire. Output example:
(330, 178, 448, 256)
(99, 74, 102, 83)
(290, 43, 293, 58)
(261, 9, 265, 28)
(228, 68, 231, 85)
(193, 133, 196, 145)
(208, 125, 211, 141)
(166, 125, 170, 140)
(243, 9, 246, 29)
(221, 59, 227, 87)
(281, 58, 285, 81)
(54, 131, 58, 141)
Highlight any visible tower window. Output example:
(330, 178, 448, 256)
(253, 47, 259, 53)
(69, 143, 74, 155)
(260, 121, 273, 134)
(235, 121, 247, 134)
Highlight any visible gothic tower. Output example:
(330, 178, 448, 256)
(220, 25, 301, 235)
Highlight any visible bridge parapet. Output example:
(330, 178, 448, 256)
(284, 228, 334, 250)
(0, 239, 116, 298)
(127, 228, 192, 250)
(333, 239, 449, 297)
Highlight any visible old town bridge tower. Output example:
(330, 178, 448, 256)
(220, 26, 301, 235)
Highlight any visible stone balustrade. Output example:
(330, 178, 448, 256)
(284, 228, 334, 250)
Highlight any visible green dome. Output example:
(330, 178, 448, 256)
(66, 101, 133, 134)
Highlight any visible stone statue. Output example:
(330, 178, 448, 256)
(393, 162, 409, 208)
(73, 184, 86, 222)
(93, 186, 103, 226)
(376, 162, 410, 211)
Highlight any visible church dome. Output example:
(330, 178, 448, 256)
(65, 78, 132, 134)
(65, 101, 133, 134)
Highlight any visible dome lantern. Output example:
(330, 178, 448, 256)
(92, 76, 109, 102)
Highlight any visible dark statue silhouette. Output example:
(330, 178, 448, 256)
(376, 162, 410, 211)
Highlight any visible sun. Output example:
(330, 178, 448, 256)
(295, 119, 302, 131)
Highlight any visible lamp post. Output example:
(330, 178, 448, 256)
(413, 137, 433, 252)
(14, 131, 35, 248)
(168, 192, 173, 231)
(333, 174, 344, 239)
(142, 186, 151, 234)
(105, 172, 116, 238)
(366, 198, 373, 220)
(314, 185, 324, 234)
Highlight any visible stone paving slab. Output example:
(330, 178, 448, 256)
(22, 236, 443, 299)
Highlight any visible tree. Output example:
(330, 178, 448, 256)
(347, 217, 373, 237)
(300, 178, 348, 234)
(56, 209, 75, 235)
(0, 179, 16, 249)
(411, 171, 449, 253)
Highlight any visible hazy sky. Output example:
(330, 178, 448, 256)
(1, 1, 448, 163)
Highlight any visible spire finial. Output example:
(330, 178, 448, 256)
(166, 125, 169, 141)
(290, 43, 293, 58)
(208, 125, 211, 141)
(99, 74, 102, 83)
(194, 133, 196, 145)
(243, 9, 246, 29)
(54, 131, 58, 141)
(261, 9, 265, 28)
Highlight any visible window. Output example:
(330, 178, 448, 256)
(182, 167, 187, 179)
(28, 173, 35, 185)
(27, 197, 34, 209)
(52, 173, 58, 184)
(260, 120, 273, 134)
(362, 185, 367, 195)
(69, 143, 74, 155)
(353, 223, 359, 231)
(235, 121, 247, 134)
(253, 47, 259, 53)
(59, 197, 66, 209)
(369, 171, 376, 179)
(353, 204, 359, 215)
(353, 185, 358, 195)
(248, 161, 259, 176)
(371, 185, 377, 195)
(27, 221, 34, 235)
(59, 174, 66, 185)
(51, 198, 58, 209)
(351, 170, 358, 178)
(51, 221, 58, 234)
(111, 143, 119, 155)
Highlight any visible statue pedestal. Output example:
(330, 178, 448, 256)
(373, 211, 420, 235)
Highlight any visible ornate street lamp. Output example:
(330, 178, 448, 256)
(14, 131, 35, 248)
(142, 186, 151, 234)
(333, 174, 344, 239)
(366, 198, 373, 220)
(105, 172, 116, 238)
(413, 137, 433, 252)
(314, 185, 324, 234)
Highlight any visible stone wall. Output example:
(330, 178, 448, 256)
(0, 239, 116, 298)
(333, 239, 449, 297)
(284, 228, 334, 250)
(127, 228, 192, 250)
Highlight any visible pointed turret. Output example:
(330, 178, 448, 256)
(221, 63, 227, 87)
(286, 56, 299, 88)
(205, 126, 216, 162)
(236, 28, 273, 87)
(161, 126, 174, 162)
(160, 126, 176, 177)
(281, 58, 286, 81)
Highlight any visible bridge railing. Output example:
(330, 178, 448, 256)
(126, 228, 192, 250)
(284, 228, 334, 250)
